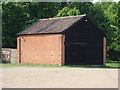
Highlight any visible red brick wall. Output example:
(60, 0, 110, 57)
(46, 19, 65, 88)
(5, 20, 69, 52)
(17, 34, 64, 65)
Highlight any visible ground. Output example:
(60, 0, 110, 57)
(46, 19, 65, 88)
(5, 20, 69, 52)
(1, 65, 118, 88)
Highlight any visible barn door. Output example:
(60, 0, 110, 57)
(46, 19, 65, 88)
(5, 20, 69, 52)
(65, 44, 86, 65)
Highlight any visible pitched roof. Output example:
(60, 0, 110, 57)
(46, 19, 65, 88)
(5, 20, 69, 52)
(17, 14, 86, 35)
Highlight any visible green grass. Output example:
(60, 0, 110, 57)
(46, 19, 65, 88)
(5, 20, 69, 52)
(1, 61, 119, 68)
(1, 63, 63, 68)
(106, 61, 119, 68)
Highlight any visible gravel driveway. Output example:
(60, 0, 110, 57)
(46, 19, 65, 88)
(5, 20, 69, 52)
(2, 66, 118, 88)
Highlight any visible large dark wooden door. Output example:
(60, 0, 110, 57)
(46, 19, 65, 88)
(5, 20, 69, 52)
(65, 44, 86, 65)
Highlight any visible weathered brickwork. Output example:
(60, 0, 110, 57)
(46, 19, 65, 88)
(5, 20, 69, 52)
(17, 34, 65, 65)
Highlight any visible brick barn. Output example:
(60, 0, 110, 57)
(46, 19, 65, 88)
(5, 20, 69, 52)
(17, 15, 106, 65)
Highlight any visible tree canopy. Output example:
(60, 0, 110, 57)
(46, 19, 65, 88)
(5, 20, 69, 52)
(2, 2, 119, 61)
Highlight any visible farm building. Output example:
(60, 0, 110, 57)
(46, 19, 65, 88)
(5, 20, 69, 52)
(17, 14, 106, 65)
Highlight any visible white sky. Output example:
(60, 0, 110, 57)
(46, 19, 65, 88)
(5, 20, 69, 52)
(92, 0, 120, 2)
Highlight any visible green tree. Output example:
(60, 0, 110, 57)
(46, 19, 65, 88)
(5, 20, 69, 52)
(104, 2, 119, 61)
(56, 7, 80, 17)
(2, 2, 28, 48)
(2, 2, 61, 48)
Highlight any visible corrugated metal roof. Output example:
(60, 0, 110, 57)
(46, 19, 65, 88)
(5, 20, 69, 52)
(17, 15, 86, 35)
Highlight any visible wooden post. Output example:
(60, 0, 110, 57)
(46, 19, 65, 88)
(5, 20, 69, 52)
(103, 37, 106, 65)
(61, 35, 65, 66)
(17, 37, 21, 63)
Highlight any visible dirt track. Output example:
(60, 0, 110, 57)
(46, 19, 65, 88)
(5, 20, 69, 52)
(2, 66, 118, 88)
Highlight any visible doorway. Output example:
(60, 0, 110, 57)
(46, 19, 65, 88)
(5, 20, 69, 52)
(65, 44, 86, 65)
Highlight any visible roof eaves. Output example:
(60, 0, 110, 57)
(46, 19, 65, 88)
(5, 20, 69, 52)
(39, 14, 86, 21)
(17, 32, 62, 36)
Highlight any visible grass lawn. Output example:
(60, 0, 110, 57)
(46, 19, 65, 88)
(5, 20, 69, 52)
(1, 61, 119, 68)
